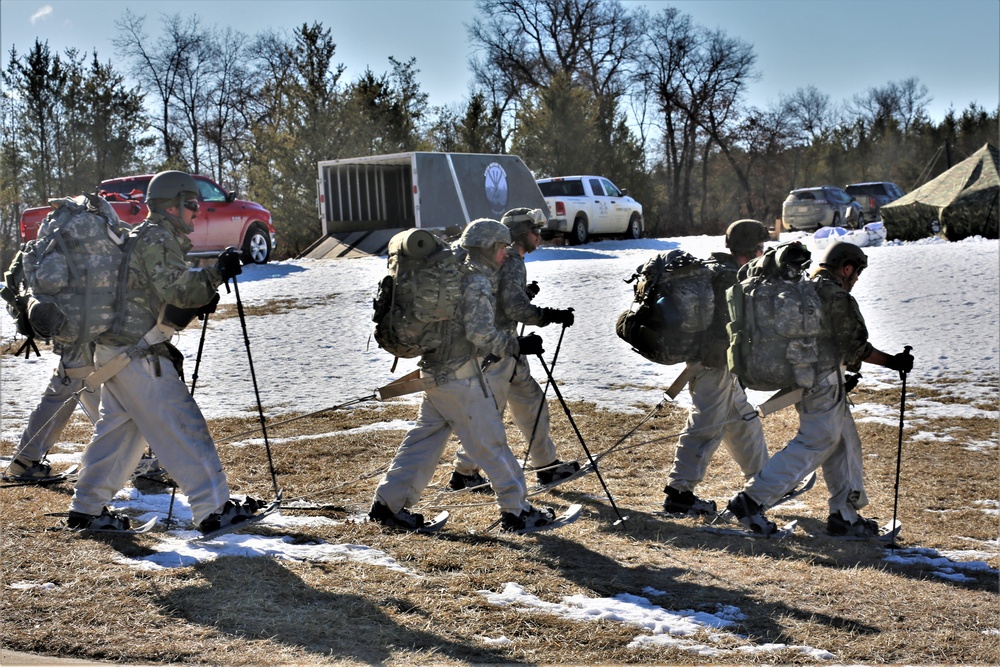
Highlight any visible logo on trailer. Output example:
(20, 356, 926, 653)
(484, 162, 508, 215)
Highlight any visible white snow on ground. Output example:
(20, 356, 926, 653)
(2, 232, 998, 657)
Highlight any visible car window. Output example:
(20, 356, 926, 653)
(589, 178, 605, 196)
(790, 191, 816, 201)
(889, 183, 903, 197)
(538, 180, 585, 197)
(826, 188, 847, 204)
(197, 178, 227, 202)
(601, 178, 622, 197)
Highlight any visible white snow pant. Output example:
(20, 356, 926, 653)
(666, 363, 768, 493)
(70, 343, 230, 525)
(454, 355, 559, 475)
(375, 359, 530, 515)
(743, 371, 869, 521)
(13, 343, 100, 463)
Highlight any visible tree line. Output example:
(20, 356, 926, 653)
(2, 0, 996, 265)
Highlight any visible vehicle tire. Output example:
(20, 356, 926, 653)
(831, 213, 842, 229)
(569, 218, 588, 245)
(242, 224, 271, 264)
(626, 214, 643, 240)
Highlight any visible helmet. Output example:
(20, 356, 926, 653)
(459, 218, 511, 249)
(725, 219, 769, 254)
(501, 207, 545, 241)
(146, 171, 198, 204)
(818, 242, 868, 271)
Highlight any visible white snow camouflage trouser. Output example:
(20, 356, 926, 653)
(70, 343, 230, 525)
(454, 354, 559, 475)
(667, 363, 768, 493)
(375, 359, 531, 515)
(743, 370, 869, 521)
(13, 343, 100, 463)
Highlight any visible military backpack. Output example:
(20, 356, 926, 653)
(615, 249, 715, 366)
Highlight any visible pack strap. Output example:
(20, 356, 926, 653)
(376, 370, 432, 400)
(756, 387, 805, 417)
(81, 322, 173, 393)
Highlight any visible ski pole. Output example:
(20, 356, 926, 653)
(215, 394, 378, 444)
(230, 274, 281, 500)
(189, 310, 211, 394)
(533, 353, 628, 525)
(889, 345, 912, 550)
(521, 322, 567, 471)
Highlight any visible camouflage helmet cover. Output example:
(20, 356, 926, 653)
(459, 218, 511, 249)
(725, 219, 770, 254)
(146, 170, 199, 205)
(501, 207, 546, 240)
(818, 242, 868, 271)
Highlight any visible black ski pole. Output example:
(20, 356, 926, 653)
(189, 310, 211, 394)
(230, 274, 281, 500)
(521, 322, 567, 471)
(534, 353, 628, 525)
(889, 345, 912, 550)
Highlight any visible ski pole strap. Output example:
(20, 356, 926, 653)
(665, 362, 702, 399)
(81, 323, 173, 393)
(757, 386, 805, 417)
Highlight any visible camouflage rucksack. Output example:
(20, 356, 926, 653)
(372, 229, 468, 359)
(615, 249, 715, 365)
(726, 242, 837, 391)
(15, 193, 130, 346)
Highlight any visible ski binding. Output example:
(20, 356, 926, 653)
(64, 516, 159, 536)
(2, 464, 80, 488)
(191, 499, 282, 542)
(510, 503, 583, 534)
(528, 463, 594, 496)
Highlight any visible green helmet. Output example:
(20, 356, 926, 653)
(819, 242, 868, 271)
(459, 218, 511, 249)
(501, 207, 545, 241)
(725, 219, 770, 254)
(146, 170, 198, 208)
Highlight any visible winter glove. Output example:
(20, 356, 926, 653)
(543, 308, 575, 327)
(885, 348, 914, 374)
(525, 281, 540, 301)
(844, 373, 861, 393)
(215, 247, 243, 281)
(517, 333, 545, 356)
(197, 292, 221, 319)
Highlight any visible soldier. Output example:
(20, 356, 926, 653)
(727, 242, 913, 537)
(370, 218, 557, 531)
(449, 208, 579, 493)
(662, 220, 771, 514)
(68, 170, 260, 532)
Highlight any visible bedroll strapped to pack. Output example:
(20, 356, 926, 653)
(372, 229, 467, 359)
(17, 193, 129, 346)
(615, 249, 715, 366)
(726, 242, 836, 391)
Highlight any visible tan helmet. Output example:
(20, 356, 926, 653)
(501, 207, 545, 242)
(146, 170, 198, 210)
(818, 242, 868, 271)
(725, 219, 769, 255)
(459, 218, 511, 249)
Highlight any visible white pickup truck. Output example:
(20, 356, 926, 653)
(535, 175, 643, 244)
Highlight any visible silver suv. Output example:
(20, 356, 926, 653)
(782, 186, 863, 232)
(845, 181, 905, 222)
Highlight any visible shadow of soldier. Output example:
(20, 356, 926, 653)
(156, 555, 516, 664)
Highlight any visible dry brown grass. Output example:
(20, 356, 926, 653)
(1, 385, 998, 666)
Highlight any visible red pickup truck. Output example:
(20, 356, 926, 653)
(20, 174, 277, 264)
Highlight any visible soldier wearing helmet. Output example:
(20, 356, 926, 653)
(69, 170, 261, 534)
(371, 218, 560, 533)
(450, 209, 580, 494)
(660, 219, 769, 516)
(728, 240, 914, 538)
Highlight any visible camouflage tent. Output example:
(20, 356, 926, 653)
(881, 143, 999, 241)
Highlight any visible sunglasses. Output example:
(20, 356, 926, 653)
(183, 199, 200, 212)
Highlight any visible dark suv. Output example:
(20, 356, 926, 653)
(781, 186, 863, 232)
(845, 182, 905, 223)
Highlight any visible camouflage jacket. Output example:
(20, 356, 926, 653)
(100, 211, 224, 348)
(700, 252, 740, 369)
(496, 249, 547, 336)
(420, 255, 519, 374)
(811, 268, 874, 371)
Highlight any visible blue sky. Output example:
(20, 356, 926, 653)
(2, 0, 998, 122)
